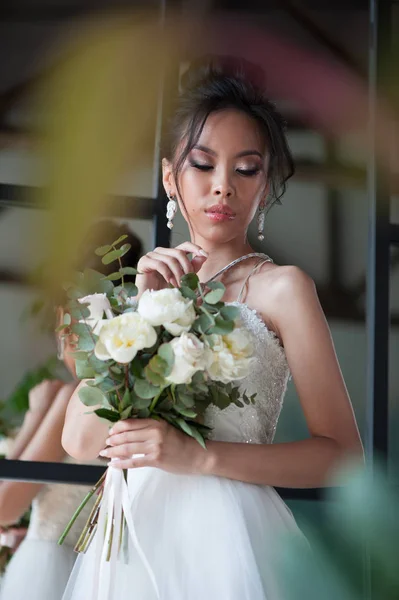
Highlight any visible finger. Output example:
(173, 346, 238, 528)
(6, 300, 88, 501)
(105, 430, 149, 446)
(191, 255, 208, 274)
(150, 252, 184, 287)
(137, 256, 173, 285)
(99, 442, 148, 459)
(154, 247, 193, 275)
(109, 418, 155, 435)
(174, 242, 208, 258)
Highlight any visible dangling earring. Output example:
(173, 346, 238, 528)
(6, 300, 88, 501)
(57, 334, 66, 360)
(257, 203, 265, 241)
(166, 193, 177, 229)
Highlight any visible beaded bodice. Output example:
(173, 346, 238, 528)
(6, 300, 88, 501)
(203, 253, 290, 444)
(204, 302, 289, 444)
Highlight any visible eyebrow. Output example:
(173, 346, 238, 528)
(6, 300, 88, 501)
(193, 145, 263, 159)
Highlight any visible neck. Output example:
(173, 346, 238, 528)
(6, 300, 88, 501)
(194, 236, 255, 283)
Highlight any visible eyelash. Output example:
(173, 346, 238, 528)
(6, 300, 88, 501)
(190, 162, 260, 177)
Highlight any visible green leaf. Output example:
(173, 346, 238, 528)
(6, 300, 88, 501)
(78, 386, 106, 406)
(95, 244, 112, 256)
(194, 314, 214, 334)
(132, 396, 152, 410)
(101, 244, 131, 265)
(144, 366, 165, 386)
(70, 350, 89, 361)
(134, 379, 160, 399)
(111, 234, 128, 247)
(175, 418, 206, 449)
(55, 323, 70, 332)
(121, 388, 131, 409)
(158, 344, 174, 376)
(131, 356, 144, 378)
(174, 406, 197, 418)
(208, 316, 234, 335)
(149, 355, 167, 375)
(120, 406, 133, 419)
(206, 281, 225, 292)
(102, 271, 123, 281)
(204, 288, 225, 304)
(179, 286, 197, 301)
(75, 360, 96, 379)
(110, 365, 122, 375)
(180, 272, 199, 290)
(177, 392, 195, 408)
(123, 282, 138, 297)
(120, 266, 138, 276)
(220, 306, 240, 321)
(94, 408, 120, 423)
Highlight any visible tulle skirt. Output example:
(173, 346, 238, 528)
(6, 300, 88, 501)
(0, 539, 77, 599)
(62, 466, 305, 600)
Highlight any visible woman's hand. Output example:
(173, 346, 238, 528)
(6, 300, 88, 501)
(28, 380, 64, 415)
(135, 242, 208, 296)
(99, 419, 209, 475)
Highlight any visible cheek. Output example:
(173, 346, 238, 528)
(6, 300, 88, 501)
(178, 171, 209, 213)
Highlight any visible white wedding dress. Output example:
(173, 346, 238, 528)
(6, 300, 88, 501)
(0, 472, 96, 600)
(62, 255, 307, 600)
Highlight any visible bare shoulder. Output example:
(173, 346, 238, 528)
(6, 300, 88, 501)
(256, 264, 316, 302)
(247, 264, 319, 337)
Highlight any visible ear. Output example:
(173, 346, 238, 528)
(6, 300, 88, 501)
(162, 158, 177, 198)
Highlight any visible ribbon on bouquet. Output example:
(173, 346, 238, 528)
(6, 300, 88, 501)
(91, 461, 160, 600)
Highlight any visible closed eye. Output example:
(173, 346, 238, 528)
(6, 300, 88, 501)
(237, 168, 261, 177)
(189, 161, 213, 172)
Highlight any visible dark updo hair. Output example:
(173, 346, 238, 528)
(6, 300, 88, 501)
(164, 56, 294, 208)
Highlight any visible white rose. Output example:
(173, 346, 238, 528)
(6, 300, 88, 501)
(206, 326, 255, 383)
(94, 312, 157, 364)
(138, 288, 196, 336)
(79, 293, 114, 335)
(166, 332, 210, 385)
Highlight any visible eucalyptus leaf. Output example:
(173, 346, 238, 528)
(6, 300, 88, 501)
(134, 379, 160, 399)
(111, 234, 128, 246)
(174, 406, 197, 418)
(123, 282, 138, 297)
(208, 316, 234, 335)
(158, 344, 174, 375)
(149, 355, 167, 375)
(121, 388, 131, 410)
(95, 244, 112, 256)
(102, 246, 130, 265)
(132, 396, 152, 409)
(120, 406, 133, 419)
(120, 266, 138, 276)
(75, 360, 96, 379)
(220, 305, 240, 321)
(144, 366, 165, 387)
(204, 288, 225, 304)
(55, 323, 70, 332)
(206, 281, 225, 292)
(63, 313, 72, 326)
(94, 408, 120, 423)
(179, 286, 197, 301)
(78, 385, 106, 406)
(194, 314, 214, 334)
(102, 272, 123, 281)
(180, 272, 199, 290)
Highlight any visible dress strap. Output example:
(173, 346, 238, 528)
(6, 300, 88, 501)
(204, 253, 272, 287)
(236, 257, 272, 303)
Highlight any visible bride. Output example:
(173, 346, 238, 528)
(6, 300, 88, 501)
(61, 57, 363, 599)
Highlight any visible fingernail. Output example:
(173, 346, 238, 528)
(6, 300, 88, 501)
(199, 250, 208, 257)
(99, 449, 108, 457)
(105, 438, 111, 446)
(109, 428, 114, 435)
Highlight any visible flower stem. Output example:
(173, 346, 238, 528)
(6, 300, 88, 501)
(149, 388, 164, 413)
(58, 472, 106, 546)
(74, 484, 104, 553)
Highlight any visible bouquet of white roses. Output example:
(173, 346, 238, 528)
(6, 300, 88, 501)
(58, 234, 256, 558)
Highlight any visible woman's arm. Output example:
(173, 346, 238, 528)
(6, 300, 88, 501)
(201, 267, 364, 486)
(6, 380, 64, 460)
(103, 267, 363, 488)
(62, 380, 110, 461)
(0, 382, 76, 526)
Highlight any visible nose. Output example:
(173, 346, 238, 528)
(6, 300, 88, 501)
(212, 167, 234, 199)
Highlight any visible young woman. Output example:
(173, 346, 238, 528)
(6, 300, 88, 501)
(61, 59, 363, 600)
(0, 222, 142, 600)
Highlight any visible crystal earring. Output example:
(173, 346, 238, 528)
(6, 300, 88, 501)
(257, 204, 265, 241)
(166, 193, 177, 229)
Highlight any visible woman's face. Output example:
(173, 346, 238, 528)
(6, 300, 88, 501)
(164, 108, 269, 245)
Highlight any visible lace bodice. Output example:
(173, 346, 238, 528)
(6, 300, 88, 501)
(205, 302, 290, 444)
(26, 464, 97, 546)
